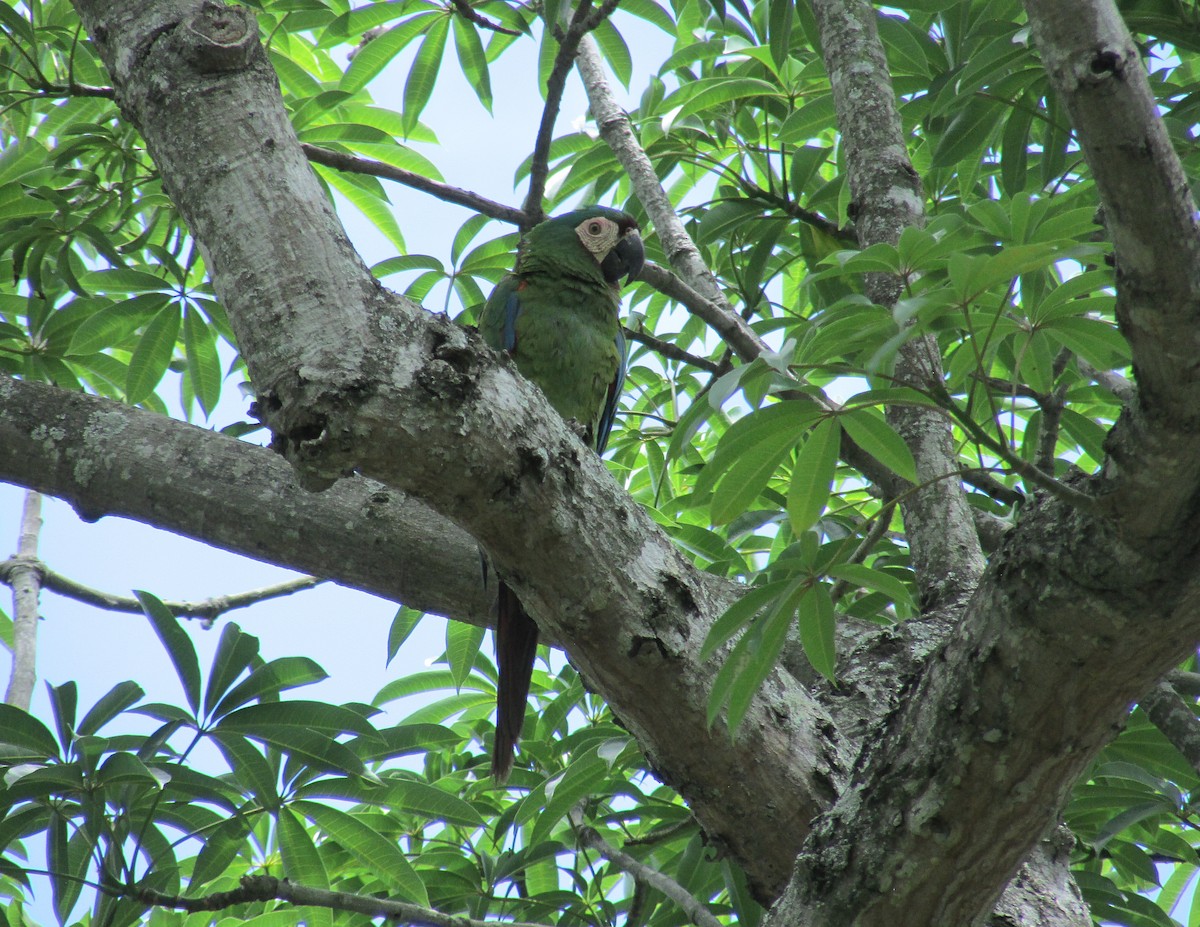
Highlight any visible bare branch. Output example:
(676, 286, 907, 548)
(1076, 357, 1134, 404)
(0, 561, 322, 625)
(623, 325, 722, 373)
(522, 0, 623, 221)
(568, 805, 723, 927)
(5, 490, 42, 711)
(1141, 680, 1200, 778)
(449, 0, 522, 36)
(575, 36, 732, 312)
(301, 143, 528, 226)
(0, 378, 491, 631)
(138, 875, 550, 927)
(829, 500, 896, 605)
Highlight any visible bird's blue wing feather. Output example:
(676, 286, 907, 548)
(501, 285, 521, 353)
(595, 326, 626, 454)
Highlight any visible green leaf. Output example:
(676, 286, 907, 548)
(796, 585, 836, 683)
(210, 732, 279, 806)
(65, 293, 168, 356)
(276, 807, 332, 927)
(217, 701, 377, 738)
(530, 748, 609, 846)
(136, 591, 202, 716)
(663, 77, 780, 128)
(215, 724, 371, 780)
(452, 15, 492, 111)
(211, 657, 329, 720)
(126, 304, 181, 404)
(47, 810, 72, 925)
(787, 417, 840, 534)
(202, 624, 261, 718)
(931, 96, 1002, 168)
(403, 16, 450, 136)
(96, 752, 163, 787)
(725, 580, 805, 730)
(711, 422, 798, 524)
(768, 0, 794, 70)
(839, 409, 917, 484)
(77, 681, 144, 736)
(385, 777, 486, 828)
(340, 13, 440, 94)
(445, 621, 485, 691)
(826, 562, 912, 610)
(190, 815, 253, 888)
(387, 607, 424, 666)
(0, 704, 60, 759)
(700, 580, 792, 661)
(292, 801, 429, 905)
(183, 305, 222, 417)
(45, 681, 77, 754)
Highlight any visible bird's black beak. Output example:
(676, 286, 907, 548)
(601, 231, 645, 287)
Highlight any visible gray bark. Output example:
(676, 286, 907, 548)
(811, 0, 985, 610)
(5, 490, 43, 711)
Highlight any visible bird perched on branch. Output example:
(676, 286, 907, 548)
(478, 206, 644, 781)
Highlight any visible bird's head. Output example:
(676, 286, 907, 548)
(525, 207, 645, 287)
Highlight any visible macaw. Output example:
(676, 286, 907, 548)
(478, 206, 644, 780)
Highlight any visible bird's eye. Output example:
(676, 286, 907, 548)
(587, 221, 604, 236)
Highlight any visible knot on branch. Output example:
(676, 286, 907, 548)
(1089, 48, 1125, 78)
(182, 1, 259, 72)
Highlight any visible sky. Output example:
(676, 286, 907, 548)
(1, 10, 673, 740)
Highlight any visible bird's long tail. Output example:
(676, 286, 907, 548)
(492, 581, 539, 781)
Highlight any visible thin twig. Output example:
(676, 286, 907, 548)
(737, 178, 855, 244)
(568, 805, 723, 927)
(301, 143, 528, 226)
(522, 0, 623, 222)
(0, 561, 322, 626)
(138, 875, 549, 927)
(830, 500, 896, 604)
(449, 0, 522, 36)
(1034, 350, 1072, 474)
(623, 326, 721, 373)
(5, 490, 42, 710)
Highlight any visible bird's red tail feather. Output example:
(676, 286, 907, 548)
(492, 582, 539, 781)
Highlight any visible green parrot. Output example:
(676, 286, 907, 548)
(478, 206, 644, 780)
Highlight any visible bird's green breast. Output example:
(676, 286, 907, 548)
(509, 276, 621, 440)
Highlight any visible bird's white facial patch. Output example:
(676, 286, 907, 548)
(575, 216, 621, 261)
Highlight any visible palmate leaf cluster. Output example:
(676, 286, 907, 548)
(4, 0, 1200, 925)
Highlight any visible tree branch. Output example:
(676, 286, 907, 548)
(623, 326, 722, 373)
(1141, 680, 1200, 777)
(301, 144, 528, 226)
(568, 804, 723, 927)
(448, 0, 522, 36)
(522, 0, 622, 221)
(0, 378, 491, 630)
(763, 0, 1200, 922)
(636, 261, 767, 361)
(575, 36, 733, 313)
(138, 875, 549, 927)
(0, 560, 322, 626)
(811, 0, 985, 609)
(4, 490, 42, 711)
